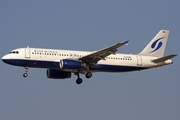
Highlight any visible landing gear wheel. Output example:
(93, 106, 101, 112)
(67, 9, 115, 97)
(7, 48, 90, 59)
(85, 72, 92, 78)
(23, 73, 28, 77)
(23, 67, 28, 77)
(76, 78, 83, 84)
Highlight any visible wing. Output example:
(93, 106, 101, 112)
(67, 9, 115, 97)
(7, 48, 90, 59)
(78, 40, 129, 64)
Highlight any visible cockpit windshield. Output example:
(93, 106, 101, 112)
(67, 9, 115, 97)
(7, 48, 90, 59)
(10, 51, 19, 54)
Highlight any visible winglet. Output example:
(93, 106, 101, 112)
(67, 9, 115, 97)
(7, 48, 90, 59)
(123, 40, 129, 45)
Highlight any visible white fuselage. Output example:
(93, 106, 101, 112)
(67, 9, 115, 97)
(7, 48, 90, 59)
(2, 47, 172, 73)
(2, 30, 176, 84)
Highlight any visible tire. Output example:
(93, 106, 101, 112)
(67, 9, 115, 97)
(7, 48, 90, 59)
(76, 78, 83, 84)
(85, 72, 92, 78)
(23, 73, 28, 77)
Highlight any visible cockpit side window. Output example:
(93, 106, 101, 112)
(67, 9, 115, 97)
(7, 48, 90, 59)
(10, 51, 14, 54)
(10, 51, 19, 54)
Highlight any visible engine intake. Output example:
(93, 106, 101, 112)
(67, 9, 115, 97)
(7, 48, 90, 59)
(60, 59, 86, 69)
(46, 69, 71, 79)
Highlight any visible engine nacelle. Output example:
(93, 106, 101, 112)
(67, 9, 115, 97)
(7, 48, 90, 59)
(46, 69, 71, 79)
(60, 59, 86, 69)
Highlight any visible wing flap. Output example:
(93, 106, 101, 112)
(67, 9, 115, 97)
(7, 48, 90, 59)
(79, 40, 129, 63)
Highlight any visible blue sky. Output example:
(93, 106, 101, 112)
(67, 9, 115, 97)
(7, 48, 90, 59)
(0, 0, 179, 120)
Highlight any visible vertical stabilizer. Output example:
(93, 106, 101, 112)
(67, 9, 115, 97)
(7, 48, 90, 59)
(139, 30, 169, 57)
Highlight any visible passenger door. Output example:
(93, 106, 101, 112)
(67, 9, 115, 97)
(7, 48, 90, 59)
(137, 56, 142, 66)
(25, 48, 30, 58)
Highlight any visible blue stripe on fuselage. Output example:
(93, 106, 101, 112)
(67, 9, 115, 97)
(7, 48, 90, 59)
(92, 64, 147, 72)
(2, 59, 147, 72)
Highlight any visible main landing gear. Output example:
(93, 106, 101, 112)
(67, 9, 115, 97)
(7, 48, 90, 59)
(75, 71, 92, 85)
(75, 72, 83, 84)
(23, 67, 28, 77)
(85, 72, 92, 78)
(76, 78, 83, 84)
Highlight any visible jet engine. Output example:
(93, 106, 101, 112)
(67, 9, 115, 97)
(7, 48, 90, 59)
(60, 59, 86, 69)
(46, 69, 71, 79)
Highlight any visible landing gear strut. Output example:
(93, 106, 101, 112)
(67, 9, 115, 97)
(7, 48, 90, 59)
(85, 64, 93, 79)
(75, 72, 83, 84)
(23, 67, 28, 77)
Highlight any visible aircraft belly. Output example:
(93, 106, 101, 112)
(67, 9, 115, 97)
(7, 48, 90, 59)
(2, 59, 60, 68)
(91, 64, 147, 72)
(4, 59, 147, 72)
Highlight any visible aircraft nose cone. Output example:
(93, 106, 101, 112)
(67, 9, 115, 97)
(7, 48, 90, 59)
(2, 55, 5, 62)
(2, 57, 5, 63)
(2, 55, 9, 63)
(2, 54, 18, 65)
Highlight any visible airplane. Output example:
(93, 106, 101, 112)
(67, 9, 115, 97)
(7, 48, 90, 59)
(2, 30, 177, 84)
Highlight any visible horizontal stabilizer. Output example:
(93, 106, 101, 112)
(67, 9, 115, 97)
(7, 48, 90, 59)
(152, 54, 177, 63)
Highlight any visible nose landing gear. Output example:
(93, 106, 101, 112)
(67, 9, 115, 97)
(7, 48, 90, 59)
(23, 67, 28, 77)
